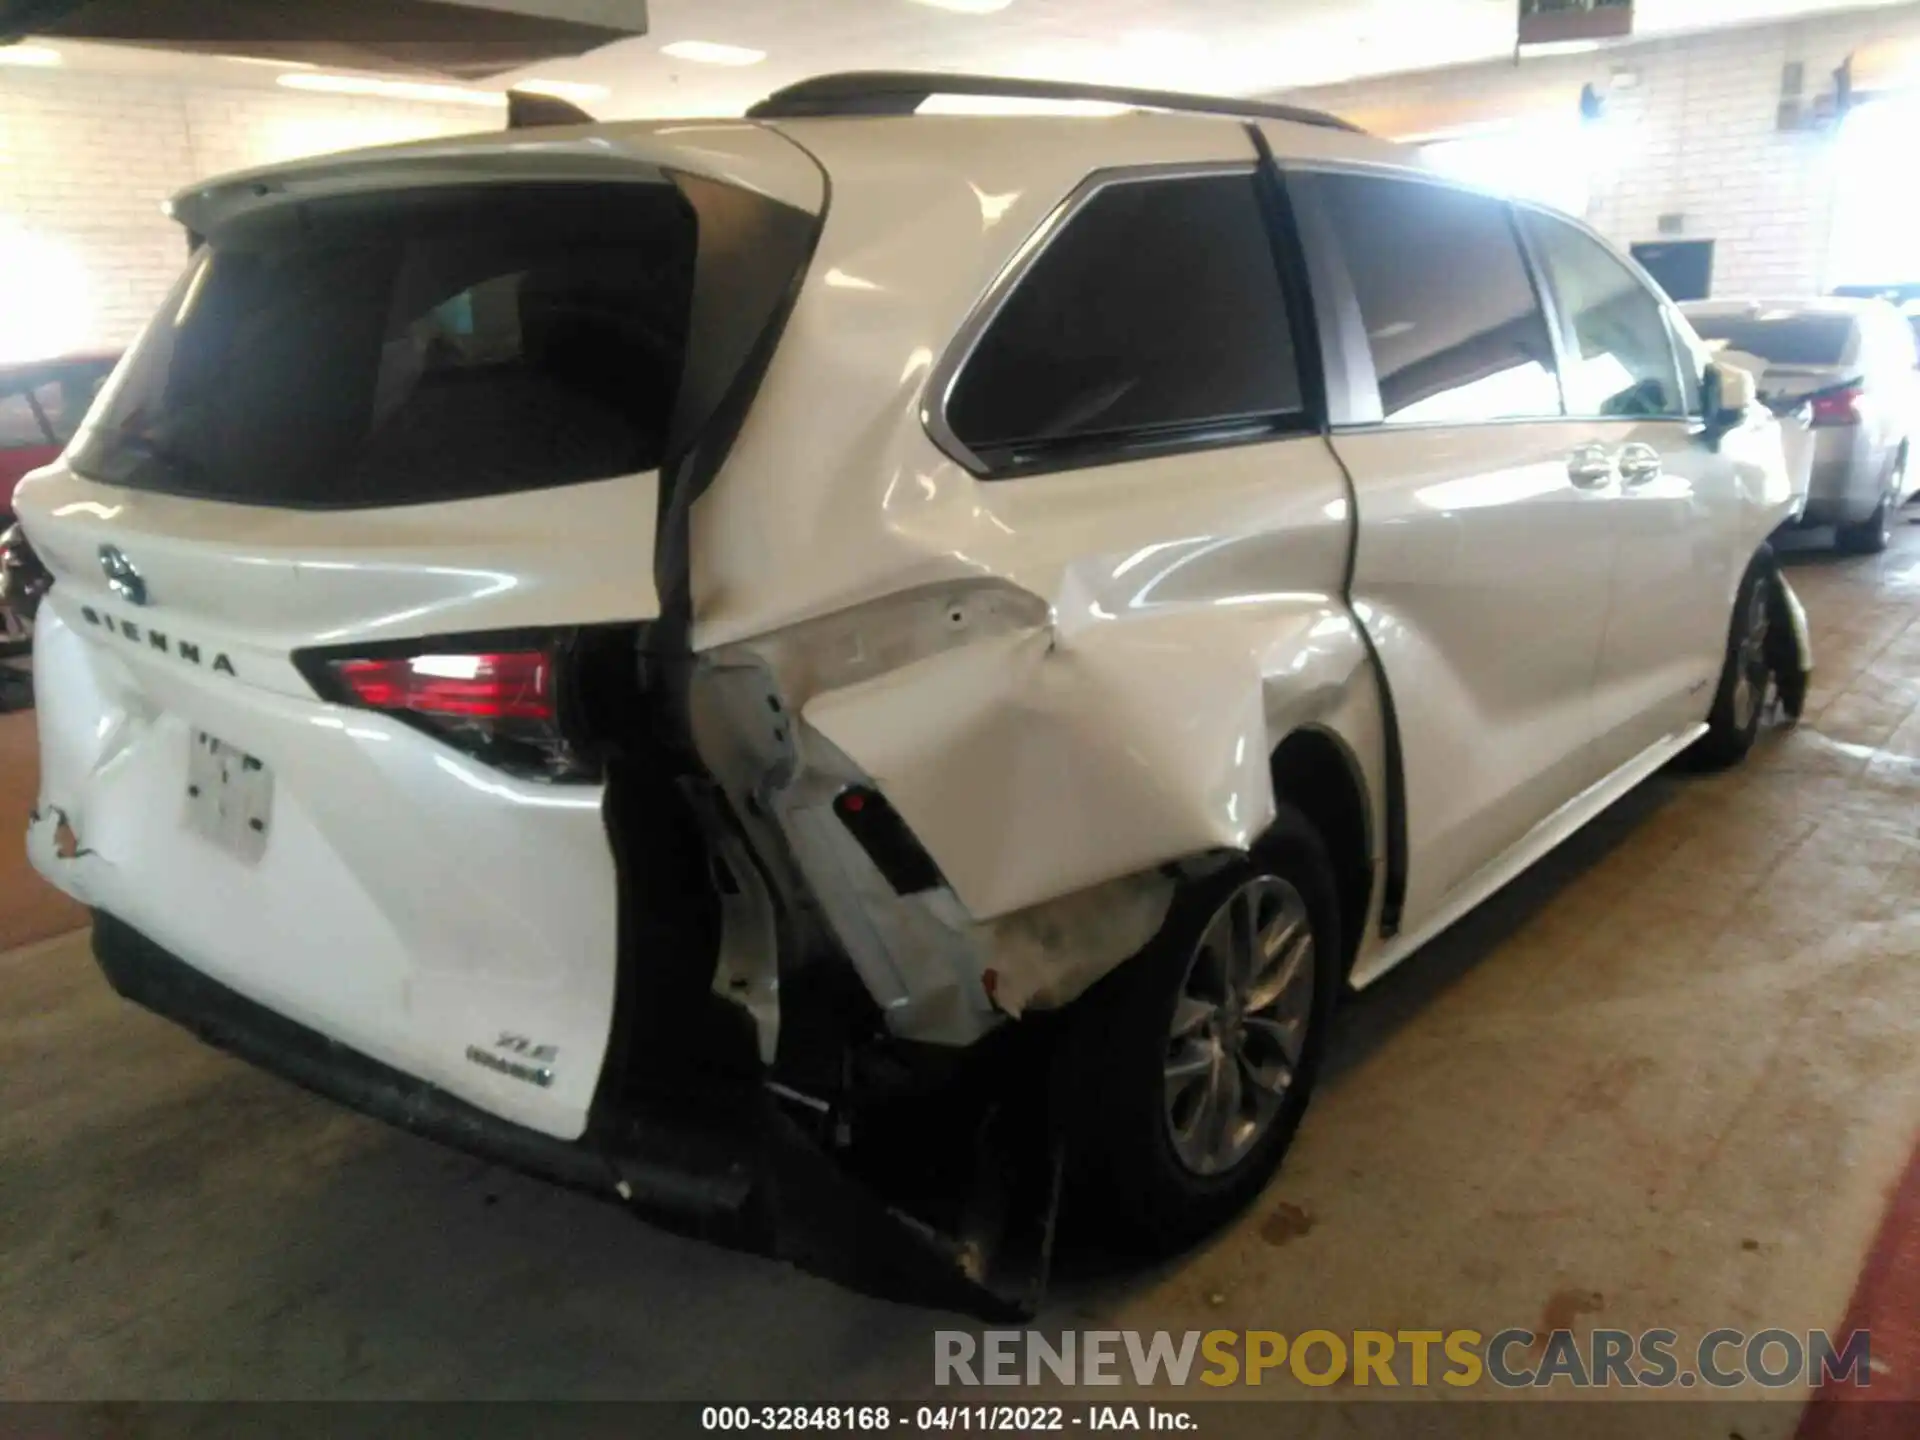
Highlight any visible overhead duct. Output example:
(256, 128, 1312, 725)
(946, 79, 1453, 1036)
(0, 0, 643, 80)
(1517, 0, 1633, 48)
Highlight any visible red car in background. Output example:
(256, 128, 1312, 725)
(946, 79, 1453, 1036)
(2, 352, 118, 514)
(2, 353, 117, 662)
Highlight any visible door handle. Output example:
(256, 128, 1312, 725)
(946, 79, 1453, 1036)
(1567, 444, 1615, 488)
(1618, 443, 1663, 487)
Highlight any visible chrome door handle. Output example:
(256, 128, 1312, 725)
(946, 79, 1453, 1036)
(1567, 444, 1615, 488)
(1618, 443, 1663, 487)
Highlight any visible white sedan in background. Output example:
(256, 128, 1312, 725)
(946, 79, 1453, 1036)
(1685, 297, 1918, 552)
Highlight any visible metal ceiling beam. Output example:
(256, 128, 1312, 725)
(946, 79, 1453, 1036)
(0, 0, 644, 80)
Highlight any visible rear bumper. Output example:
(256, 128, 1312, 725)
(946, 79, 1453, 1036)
(89, 908, 741, 1213)
(1799, 430, 1881, 525)
(89, 907, 1038, 1317)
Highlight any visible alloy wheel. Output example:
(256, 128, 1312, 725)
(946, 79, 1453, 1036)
(1163, 875, 1317, 1177)
(1729, 579, 1772, 734)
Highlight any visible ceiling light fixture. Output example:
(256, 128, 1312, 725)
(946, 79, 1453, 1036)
(510, 78, 611, 103)
(277, 73, 506, 107)
(908, 0, 1015, 13)
(660, 40, 767, 67)
(0, 45, 61, 68)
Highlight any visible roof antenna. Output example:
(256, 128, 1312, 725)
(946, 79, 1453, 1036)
(507, 91, 596, 129)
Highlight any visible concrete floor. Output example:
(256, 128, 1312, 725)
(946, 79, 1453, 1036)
(3, 529, 1919, 1421)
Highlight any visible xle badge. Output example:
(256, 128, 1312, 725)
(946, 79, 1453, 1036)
(465, 1032, 558, 1089)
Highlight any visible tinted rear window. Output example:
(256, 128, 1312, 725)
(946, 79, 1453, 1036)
(71, 184, 699, 507)
(1686, 314, 1854, 366)
(945, 171, 1303, 472)
(1312, 172, 1560, 424)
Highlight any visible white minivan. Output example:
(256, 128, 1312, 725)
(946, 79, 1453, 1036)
(18, 73, 1807, 1309)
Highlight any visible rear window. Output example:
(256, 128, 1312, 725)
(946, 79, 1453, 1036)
(70, 184, 702, 507)
(1310, 172, 1561, 424)
(944, 170, 1304, 473)
(1686, 313, 1854, 367)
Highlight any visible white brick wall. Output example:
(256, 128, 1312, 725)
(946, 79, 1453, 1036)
(1282, 2, 1920, 297)
(0, 67, 488, 353)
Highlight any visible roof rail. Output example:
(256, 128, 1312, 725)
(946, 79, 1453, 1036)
(745, 70, 1364, 133)
(507, 90, 596, 129)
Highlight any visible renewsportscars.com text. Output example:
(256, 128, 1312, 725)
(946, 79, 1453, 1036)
(934, 1328, 1873, 1391)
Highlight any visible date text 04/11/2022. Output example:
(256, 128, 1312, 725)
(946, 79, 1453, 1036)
(699, 1405, 1197, 1431)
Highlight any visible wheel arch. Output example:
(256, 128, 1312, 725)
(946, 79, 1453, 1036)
(1268, 724, 1374, 979)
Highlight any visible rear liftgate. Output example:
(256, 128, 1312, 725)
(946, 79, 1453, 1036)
(24, 118, 1056, 1314)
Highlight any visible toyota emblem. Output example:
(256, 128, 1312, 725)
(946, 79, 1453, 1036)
(98, 545, 148, 607)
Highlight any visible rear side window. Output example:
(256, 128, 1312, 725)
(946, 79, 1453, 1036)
(1313, 173, 1560, 424)
(1524, 213, 1685, 418)
(1684, 313, 1855, 368)
(944, 170, 1303, 473)
(71, 184, 704, 507)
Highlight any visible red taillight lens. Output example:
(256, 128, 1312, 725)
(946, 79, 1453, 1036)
(300, 641, 593, 781)
(334, 652, 554, 722)
(1809, 387, 1863, 427)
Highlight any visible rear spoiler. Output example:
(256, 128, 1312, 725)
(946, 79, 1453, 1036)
(507, 91, 596, 129)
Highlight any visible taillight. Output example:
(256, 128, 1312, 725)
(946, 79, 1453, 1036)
(296, 637, 595, 780)
(334, 652, 554, 721)
(1809, 386, 1863, 427)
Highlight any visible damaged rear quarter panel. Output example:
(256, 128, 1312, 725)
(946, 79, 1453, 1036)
(801, 540, 1377, 921)
(691, 115, 1391, 1001)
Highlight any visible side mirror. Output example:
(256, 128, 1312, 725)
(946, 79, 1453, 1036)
(1702, 360, 1756, 444)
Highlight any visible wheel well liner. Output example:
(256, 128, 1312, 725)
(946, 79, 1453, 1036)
(1269, 728, 1372, 977)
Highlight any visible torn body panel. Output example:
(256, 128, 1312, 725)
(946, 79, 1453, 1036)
(666, 120, 1395, 1037)
(690, 468, 1389, 1038)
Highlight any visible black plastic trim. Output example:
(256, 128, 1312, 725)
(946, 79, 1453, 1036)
(1247, 126, 1331, 432)
(970, 413, 1319, 481)
(650, 158, 829, 663)
(747, 70, 1365, 132)
(832, 786, 943, 896)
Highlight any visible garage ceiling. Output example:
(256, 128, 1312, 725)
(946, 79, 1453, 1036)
(5, 0, 1914, 113)
(508, 0, 1920, 117)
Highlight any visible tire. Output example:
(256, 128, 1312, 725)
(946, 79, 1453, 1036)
(1835, 494, 1892, 554)
(1059, 805, 1341, 1253)
(1835, 450, 1903, 555)
(1690, 560, 1774, 770)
